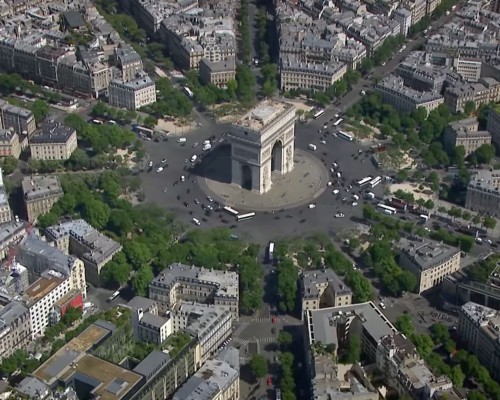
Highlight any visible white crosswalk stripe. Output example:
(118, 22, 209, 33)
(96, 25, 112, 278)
(252, 317, 282, 323)
(257, 336, 276, 344)
(232, 338, 248, 346)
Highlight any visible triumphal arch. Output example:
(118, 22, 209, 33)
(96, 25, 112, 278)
(228, 100, 296, 193)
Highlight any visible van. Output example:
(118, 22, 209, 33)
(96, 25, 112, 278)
(190, 155, 197, 163)
(308, 144, 317, 151)
(177, 137, 187, 143)
(203, 143, 212, 151)
(192, 218, 201, 226)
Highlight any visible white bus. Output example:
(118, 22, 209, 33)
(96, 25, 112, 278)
(333, 118, 343, 126)
(268, 242, 275, 264)
(369, 176, 382, 188)
(314, 109, 325, 119)
(223, 206, 239, 216)
(107, 290, 120, 302)
(338, 131, 354, 141)
(356, 176, 372, 187)
(237, 212, 256, 222)
(184, 87, 194, 98)
(377, 203, 397, 215)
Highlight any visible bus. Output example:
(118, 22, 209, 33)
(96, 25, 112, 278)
(314, 109, 325, 119)
(356, 176, 372, 187)
(268, 242, 275, 264)
(183, 87, 194, 98)
(237, 212, 256, 222)
(377, 203, 397, 215)
(338, 131, 354, 141)
(333, 118, 343, 126)
(107, 290, 120, 302)
(223, 206, 239, 216)
(369, 176, 382, 188)
(276, 389, 281, 400)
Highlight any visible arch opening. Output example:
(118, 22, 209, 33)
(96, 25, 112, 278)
(241, 165, 252, 190)
(271, 140, 283, 172)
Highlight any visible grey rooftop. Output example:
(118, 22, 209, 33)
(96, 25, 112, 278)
(399, 238, 460, 271)
(22, 175, 63, 201)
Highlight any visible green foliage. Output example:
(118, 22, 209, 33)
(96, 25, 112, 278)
(0, 349, 41, 376)
(239, 255, 264, 314)
(429, 228, 474, 252)
(142, 77, 192, 118)
(396, 314, 414, 336)
(31, 99, 50, 123)
(91, 102, 137, 124)
(239, 0, 251, 64)
(163, 331, 191, 358)
(249, 354, 268, 379)
(279, 352, 296, 400)
(466, 255, 499, 283)
(236, 64, 256, 103)
(470, 144, 496, 165)
(131, 264, 154, 296)
(101, 252, 132, 287)
(277, 256, 298, 312)
(482, 215, 497, 230)
(0, 156, 18, 175)
(344, 334, 361, 363)
(278, 331, 293, 348)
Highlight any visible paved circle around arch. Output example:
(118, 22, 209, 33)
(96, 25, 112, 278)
(197, 149, 329, 211)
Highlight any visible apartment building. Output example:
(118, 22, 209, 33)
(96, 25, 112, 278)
(0, 99, 36, 137)
(443, 118, 491, 157)
(114, 45, 144, 83)
(487, 106, 500, 150)
(108, 73, 157, 111)
(127, 296, 171, 344)
(0, 168, 12, 224)
(29, 121, 78, 161)
(172, 354, 239, 400)
(375, 74, 444, 115)
(45, 219, 122, 286)
(398, 238, 461, 294)
(199, 57, 236, 88)
(453, 58, 482, 82)
(280, 59, 347, 92)
(22, 175, 63, 222)
(0, 220, 28, 261)
(17, 233, 87, 300)
(300, 269, 352, 318)
(393, 8, 412, 37)
(458, 302, 500, 381)
(444, 78, 500, 113)
(24, 269, 71, 338)
(171, 303, 233, 363)
(0, 300, 32, 358)
(401, 0, 427, 24)
(376, 334, 453, 398)
(149, 263, 239, 320)
(465, 169, 500, 217)
(0, 129, 21, 158)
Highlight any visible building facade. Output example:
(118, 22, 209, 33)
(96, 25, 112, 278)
(399, 239, 461, 293)
(280, 59, 347, 92)
(29, 122, 78, 161)
(0, 129, 21, 158)
(199, 57, 236, 88)
(458, 302, 500, 381)
(465, 169, 500, 217)
(108, 73, 157, 111)
(0, 99, 36, 136)
(487, 107, 500, 150)
(443, 118, 491, 157)
(22, 175, 63, 222)
(0, 300, 32, 358)
(0, 168, 12, 224)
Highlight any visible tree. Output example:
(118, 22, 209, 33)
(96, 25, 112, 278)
(430, 323, 450, 344)
(345, 334, 361, 363)
(396, 314, 414, 336)
(278, 331, 293, 348)
(131, 264, 154, 296)
(249, 354, 267, 379)
(124, 241, 152, 269)
(0, 156, 18, 175)
(101, 254, 132, 287)
(473, 144, 496, 164)
(472, 215, 481, 224)
(450, 365, 465, 387)
(483, 215, 497, 230)
(31, 99, 50, 123)
(82, 199, 110, 229)
(464, 100, 476, 115)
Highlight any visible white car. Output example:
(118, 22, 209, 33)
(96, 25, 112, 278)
(156, 167, 164, 173)
(320, 140, 327, 145)
(327, 182, 333, 187)
(308, 204, 316, 209)
(334, 212, 345, 218)
(148, 161, 153, 167)
(207, 196, 214, 202)
(333, 189, 340, 195)
(352, 202, 358, 206)
(379, 302, 387, 310)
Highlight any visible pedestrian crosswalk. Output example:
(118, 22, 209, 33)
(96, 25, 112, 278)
(232, 337, 249, 346)
(256, 336, 276, 344)
(231, 336, 277, 346)
(252, 317, 282, 323)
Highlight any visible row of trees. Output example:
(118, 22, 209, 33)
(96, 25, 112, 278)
(239, 0, 252, 64)
(91, 102, 138, 125)
(256, 8, 278, 98)
(359, 34, 406, 74)
(437, 205, 497, 230)
(141, 77, 193, 121)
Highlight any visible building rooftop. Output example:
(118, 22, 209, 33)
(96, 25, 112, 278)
(201, 56, 235, 73)
(376, 74, 444, 104)
(0, 300, 28, 332)
(16, 377, 49, 398)
(467, 169, 500, 193)
(302, 269, 352, 300)
(0, 128, 18, 144)
(152, 263, 238, 300)
(62, 11, 86, 29)
(232, 99, 294, 133)
(0, 220, 25, 246)
(0, 168, 9, 208)
(172, 358, 238, 400)
(448, 118, 491, 138)
(65, 323, 112, 353)
(24, 270, 66, 305)
(176, 302, 231, 338)
(126, 296, 156, 312)
(133, 350, 170, 381)
(399, 238, 460, 271)
(306, 302, 397, 347)
(140, 311, 169, 329)
(30, 121, 76, 145)
(22, 175, 63, 202)
(110, 73, 155, 91)
(45, 219, 122, 267)
(461, 302, 500, 342)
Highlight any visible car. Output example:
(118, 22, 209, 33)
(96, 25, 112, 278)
(161, 158, 167, 163)
(308, 203, 316, 209)
(207, 196, 214, 202)
(335, 212, 345, 218)
(320, 140, 326, 145)
(333, 189, 340, 194)
(267, 376, 272, 387)
(183, 202, 189, 207)
(192, 142, 199, 148)
(206, 205, 214, 211)
(148, 161, 153, 167)
(155, 167, 164, 173)
(379, 302, 386, 310)
(352, 202, 358, 206)
(194, 198, 200, 204)
(327, 181, 333, 187)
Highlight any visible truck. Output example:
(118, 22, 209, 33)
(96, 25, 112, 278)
(308, 144, 317, 151)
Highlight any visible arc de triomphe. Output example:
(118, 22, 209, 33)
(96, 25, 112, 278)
(227, 100, 296, 194)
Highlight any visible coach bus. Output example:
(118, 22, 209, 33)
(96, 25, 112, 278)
(377, 203, 397, 215)
(369, 176, 382, 188)
(338, 131, 354, 141)
(237, 212, 256, 222)
(313, 109, 325, 119)
(356, 176, 372, 187)
(333, 118, 343, 126)
(223, 206, 239, 216)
